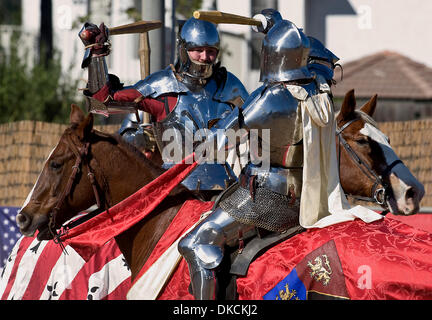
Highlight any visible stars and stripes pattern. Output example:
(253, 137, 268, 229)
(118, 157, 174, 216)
(0, 207, 22, 268)
(0, 235, 131, 300)
(0, 206, 131, 300)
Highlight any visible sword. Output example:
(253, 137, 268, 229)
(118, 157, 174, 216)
(86, 97, 142, 120)
(193, 10, 263, 27)
(108, 20, 162, 35)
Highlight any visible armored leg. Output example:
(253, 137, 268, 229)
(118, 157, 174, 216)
(178, 207, 256, 300)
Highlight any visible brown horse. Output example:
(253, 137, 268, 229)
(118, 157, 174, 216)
(336, 89, 424, 214)
(16, 104, 199, 281)
(15, 90, 424, 284)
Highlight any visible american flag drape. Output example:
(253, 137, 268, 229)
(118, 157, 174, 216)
(0, 207, 22, 268)
(0, 207, 131, 300)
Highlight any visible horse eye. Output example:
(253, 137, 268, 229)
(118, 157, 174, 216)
(50, 161, 63, 170)
(355, 138, 369, 146)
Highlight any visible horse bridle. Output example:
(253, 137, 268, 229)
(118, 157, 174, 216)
(48, 133, 105, 241)
(336, 118, 402, 207)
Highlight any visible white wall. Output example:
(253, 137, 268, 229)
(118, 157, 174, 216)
(22, 0, 41, 33)
(16, 0, 432, 97)
(217, 0, 255, 91)
(215, 0, 310, 92)
(278, 0, 306, 29)
(309, 0, 432, 67)
(109, 0, 141, 86)
(20, 0, 91, 83)
(19, 0, 148, 88)
(217, 0, 432, 91)
(52, 0, 88, 83)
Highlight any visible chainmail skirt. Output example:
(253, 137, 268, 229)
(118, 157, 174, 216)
(219, 185, 300, 232)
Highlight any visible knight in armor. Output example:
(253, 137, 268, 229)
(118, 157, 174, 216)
(78, 18, 249, 200)
(177, 9, 358, 300)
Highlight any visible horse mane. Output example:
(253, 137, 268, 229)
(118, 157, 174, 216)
(355, 110, 379, 129)
(335, 109, 379, 129)
(90, 128, 200, 199)
(91, 129, 165, 178)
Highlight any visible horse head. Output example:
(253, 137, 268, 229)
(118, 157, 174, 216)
(337, 89, 425, 215)
(16, 105, 102, 240)
(16, 104, 161, 241)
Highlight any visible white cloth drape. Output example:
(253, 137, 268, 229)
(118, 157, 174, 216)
(285, 78, 382, 228)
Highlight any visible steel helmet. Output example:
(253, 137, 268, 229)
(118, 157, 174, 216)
(177, 18, 220, 79)
(260, 20, 312, 83)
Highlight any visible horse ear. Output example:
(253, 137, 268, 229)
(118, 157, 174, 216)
(360, 94, 378, 117)
(339, 89, 356, 120)
(70, 104, 93, 140)
(70, 104, 85, 125)
(76, 113, 94, 141)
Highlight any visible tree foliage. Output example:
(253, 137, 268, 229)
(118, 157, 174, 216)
(0, 0, 205, 124)
(0, 31, 82, 124)
(175, 0, 203, 19)
(0, 0, 21, 25)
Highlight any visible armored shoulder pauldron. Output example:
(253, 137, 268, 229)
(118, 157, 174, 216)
(133, 66, 248, 107)
(133, 67, 188, 98)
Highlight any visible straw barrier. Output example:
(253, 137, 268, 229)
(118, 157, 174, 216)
(0, 120, 430, 207)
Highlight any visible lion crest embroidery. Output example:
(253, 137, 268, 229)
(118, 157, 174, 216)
(307, 254, 332, 286)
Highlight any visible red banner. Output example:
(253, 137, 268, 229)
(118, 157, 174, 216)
(60, 158, 198, 261)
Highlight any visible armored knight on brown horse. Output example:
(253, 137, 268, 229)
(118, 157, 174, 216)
(78, 17, 248, 201)
(177, 9, 425, 300)
(14, 9, 426, 301)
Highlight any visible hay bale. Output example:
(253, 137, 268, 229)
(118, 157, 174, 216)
(1, 119, 431, 207)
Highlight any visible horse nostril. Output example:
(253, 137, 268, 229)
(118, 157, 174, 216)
(405, 187, 416, 201)
(16, 212, 30, 229)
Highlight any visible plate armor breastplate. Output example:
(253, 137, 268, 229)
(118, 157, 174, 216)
(243, 83, 304, 168)
(134, 67, 249, 191)
(218, 82, 315, 231)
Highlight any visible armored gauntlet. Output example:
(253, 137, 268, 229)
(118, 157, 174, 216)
(79, 22, 110, 94)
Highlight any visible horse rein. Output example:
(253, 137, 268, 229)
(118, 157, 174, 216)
(336, 118, 402, 207)
(48, 133, 103, 242)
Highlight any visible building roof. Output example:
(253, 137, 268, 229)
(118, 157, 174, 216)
(332, 51, 432, 100)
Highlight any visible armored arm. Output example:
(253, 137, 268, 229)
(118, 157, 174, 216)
(195, 86, 263, 159)
(195, 69, 250, 153)
(119, 111, 157, 153)
(78, 23, 144, 119)
(196, 84, 300, 165)
(79, 22, 110, 95)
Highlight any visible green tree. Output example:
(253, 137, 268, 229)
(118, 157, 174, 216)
(0, 0, 21, 25)
(0, 31, 83, 124)
(176, 0, 203, 18)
